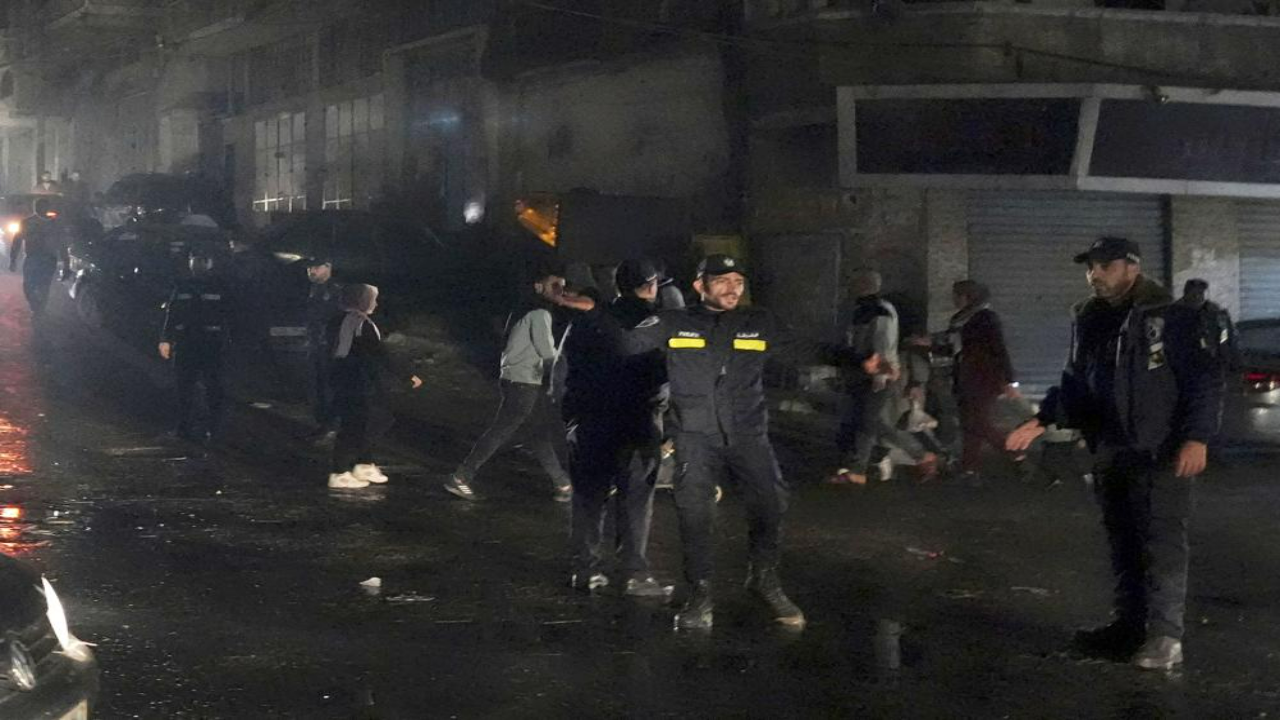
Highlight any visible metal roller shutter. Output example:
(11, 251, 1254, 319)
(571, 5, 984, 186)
(967, 191, 1167, 397)
(1237, 201, 1280, 321)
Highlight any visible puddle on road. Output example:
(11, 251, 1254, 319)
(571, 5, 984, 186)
(0, 502, 84, 555)
(0, 413, 32, 476)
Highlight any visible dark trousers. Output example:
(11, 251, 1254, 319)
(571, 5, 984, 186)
(175, 350, 225, 438)
(456, 380, 569, 487)
(21, 254, 57, 314)
(309, 344, 336, 429)
(332, 394, 394, 473)
(568, 414, 660, 578)
(837, 380, 924, 473)
(1093, 446, 1194, 640)
(958, 393, 1009, 473)
(673, 433, 790, 584)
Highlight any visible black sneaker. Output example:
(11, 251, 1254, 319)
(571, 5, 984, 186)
(553, 484, 573, 503)
(1132, 636, 1183, 671)
(443, 476, 477, 501)
(1073, 620, 1145, 661)
(570, 572, 609, 593)
(745, 565, 806, 628)
(309, 429, 338, 448)
(624, 576, 673, 598)
(674, 580, 714, 630)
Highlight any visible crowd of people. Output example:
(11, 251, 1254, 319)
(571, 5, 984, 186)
(5, 199, 1235, 668)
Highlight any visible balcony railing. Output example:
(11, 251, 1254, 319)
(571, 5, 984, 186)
(746, 0, 1280, 20)
(164, 0, 262, 41)
(42, 0, 167, 30)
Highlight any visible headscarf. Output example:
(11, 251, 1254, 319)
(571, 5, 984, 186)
(947, 280, 993, 355)
(333, 284, 380, 359)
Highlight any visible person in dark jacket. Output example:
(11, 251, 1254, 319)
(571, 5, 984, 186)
(304, 258, 344, 446)
(8, 197, 66, 316)
(556, 254, 810, 631)
(948, 280, 1018, 481)
(327, 284, 422, 489)
(159, 248, 233, 443)
(1007, 236, 1223, 671)
(1177, 278, 1237, 370)
(560, 259, 670, 597)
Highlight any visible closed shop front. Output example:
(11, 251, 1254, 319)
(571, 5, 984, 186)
(967, 191, 1167, 396)
(1237, 201, 1280, 321)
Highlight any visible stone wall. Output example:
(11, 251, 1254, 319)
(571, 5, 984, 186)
(1170, 196, 1241, 317)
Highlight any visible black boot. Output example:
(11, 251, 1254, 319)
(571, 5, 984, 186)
(1072, 619, 1145, 661)
(745, 565, 806, 628)
(674, 580, 714, 630)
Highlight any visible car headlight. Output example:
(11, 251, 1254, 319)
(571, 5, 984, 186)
(6, 221, 19, 235)
(41, 577, 93, 662)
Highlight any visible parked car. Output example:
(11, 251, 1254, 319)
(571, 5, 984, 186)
(67, 221, 233, 349)
(249, 211, 458, 350)
(1221, 318, 1280, 445)
(0, 548, 99, 718)
(101, 173, 236, 230)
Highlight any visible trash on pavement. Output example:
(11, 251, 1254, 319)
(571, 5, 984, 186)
(386, 592, 435, 604)
(906, 546, 942, 560)
(359, 577, 382, 596)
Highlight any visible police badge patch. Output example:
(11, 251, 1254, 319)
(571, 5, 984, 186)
(1145, 317, 1166, 370)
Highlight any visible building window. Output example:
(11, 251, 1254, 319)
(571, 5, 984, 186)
(253, 111, 306, 214)
(323, 94, 385, 209)
(245, 36, 310, 107)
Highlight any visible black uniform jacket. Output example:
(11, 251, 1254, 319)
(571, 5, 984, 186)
(161, 275, 232, 353)
(1037, 276, 1224, 452)
(611, 303, 825, 439)
(561, 295, 667, 424)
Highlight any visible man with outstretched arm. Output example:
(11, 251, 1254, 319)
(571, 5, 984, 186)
(557, 254, 811, 631)
(1006, 236, 1223, 670)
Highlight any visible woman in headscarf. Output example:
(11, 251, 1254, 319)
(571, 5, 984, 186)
(949, 280, 1017, 482)
(327, 284, 422, 488)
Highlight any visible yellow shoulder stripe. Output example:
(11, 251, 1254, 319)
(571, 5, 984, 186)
(668, 337, 707, 349)
(733, 339, 768, 352)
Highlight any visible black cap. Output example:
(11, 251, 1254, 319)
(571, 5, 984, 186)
(1073, 236, 1141, 265)
(697, 253, 747, 278)
(304, 256, 332, 268)
(615, 258, 659, 291)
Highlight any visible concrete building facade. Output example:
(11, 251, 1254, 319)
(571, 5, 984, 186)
(745, 0, 1280, 389)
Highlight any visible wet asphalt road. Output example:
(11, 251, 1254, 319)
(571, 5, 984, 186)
(2, 273, 1280, 718)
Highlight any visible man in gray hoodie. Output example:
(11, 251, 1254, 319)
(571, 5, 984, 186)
(444, 266, 574, 502)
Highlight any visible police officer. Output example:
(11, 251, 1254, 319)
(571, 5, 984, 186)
(561, 259, 670, 597)
(8, 197, 66, 316)
(1178, 278, 1237, 370)
(159, 248, 233, 443)
(1007, 237, 1223, 670)
(557, 254, 807, 630)
(304, 257, 344, 445)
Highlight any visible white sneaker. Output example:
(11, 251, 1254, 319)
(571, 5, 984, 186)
(876, 456, 894, 482)
(328, 472, 369, 489)
(353, 464, 388, 484)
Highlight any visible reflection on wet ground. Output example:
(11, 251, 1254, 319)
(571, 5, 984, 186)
(3, 274, 1280, 717)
